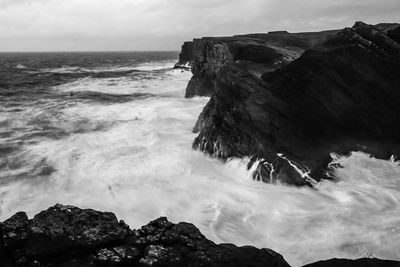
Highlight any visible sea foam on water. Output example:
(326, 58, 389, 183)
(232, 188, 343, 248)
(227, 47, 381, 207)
(0, 57, 399, 266)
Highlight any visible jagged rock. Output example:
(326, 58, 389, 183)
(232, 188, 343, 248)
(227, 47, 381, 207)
(1, 204, 399, 266)
(0, 204, 291, 267)
(139, 245, 185, 267)
(389, 26, 400, 43)
(0, 221, 13, 267)
(174, 41, 194, 69)
(2, 211, 30, 249)
(24, 204, 129, 258)
(186, 21, 400, 186)
(302, 258, 400, 267)
(185, 29, 340, 98)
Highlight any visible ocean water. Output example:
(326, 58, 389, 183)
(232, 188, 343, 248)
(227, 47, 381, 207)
(0, 52, 399, 266)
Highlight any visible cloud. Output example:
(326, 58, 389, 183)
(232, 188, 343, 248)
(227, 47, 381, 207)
(0, 0, 399, 51)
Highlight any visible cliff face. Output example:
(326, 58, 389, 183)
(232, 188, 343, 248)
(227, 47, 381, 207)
(1, 204, 398, 267)
(174, 41, 194, 69)
(389, 26, 400, 43)
(185, 30, 338, 98)
(185, 22, 400, 186)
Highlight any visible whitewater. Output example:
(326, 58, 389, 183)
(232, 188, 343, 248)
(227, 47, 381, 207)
(0, 52, 399, 266)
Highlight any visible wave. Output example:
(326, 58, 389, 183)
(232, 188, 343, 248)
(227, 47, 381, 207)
(15, 64, 27, 69)
(1, 68, 399, 267)
(39, 60, 176, 74)
(54, 69, 192, 96)
(132, 61, 176, 71)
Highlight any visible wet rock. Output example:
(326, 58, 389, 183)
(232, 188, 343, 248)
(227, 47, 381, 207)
(0, 204, 292, 267)
(1, 211, 29, 249)
(1, 204, 399, 266)
(186, 21, 400, 186)
(139, 245, 185, 267)
(302, 258, 400, 267)
(174, 41, 194, 69)
(24, 203, 129, 258)
(0, 222, 13, 267)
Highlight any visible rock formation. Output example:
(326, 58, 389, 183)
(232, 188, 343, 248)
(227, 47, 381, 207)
(303, 258, 400, 267)
(174, 41, 194, 69)
(0, 204, 290, 267)
(388, 26, 400, 43)
(184, 22, 400, 186)
(1, 204, 398, 267)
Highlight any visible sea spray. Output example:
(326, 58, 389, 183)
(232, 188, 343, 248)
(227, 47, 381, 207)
(0, 53, 399, 266)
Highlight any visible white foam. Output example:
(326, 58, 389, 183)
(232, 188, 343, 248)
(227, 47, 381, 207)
(15, 64, 27, 69)
(40, 60, 175, 74)
(0, 70, 400, 266)
(132, 60, 176, 71)
(55, 69, 192, 96)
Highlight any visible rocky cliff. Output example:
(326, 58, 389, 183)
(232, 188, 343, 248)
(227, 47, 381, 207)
(184, 22, 400, 186)
(174, 41, 194, 69)
(1, 204, 398, 267)
(389, 26, 400, 43)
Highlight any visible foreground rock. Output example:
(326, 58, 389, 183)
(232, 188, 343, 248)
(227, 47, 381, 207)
(1, 205, 399, 266)
(0, 204, 290, 267)
(184, 22, 400, 186)
(303, 258, 400, 267)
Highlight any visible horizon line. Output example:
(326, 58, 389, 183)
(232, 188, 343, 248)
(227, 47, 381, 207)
(0, 50, 180, 53)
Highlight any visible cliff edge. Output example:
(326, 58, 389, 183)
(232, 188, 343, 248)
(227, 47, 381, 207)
(184, 22, 400, 186)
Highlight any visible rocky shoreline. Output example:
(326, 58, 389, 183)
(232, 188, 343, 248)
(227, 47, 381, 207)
(2, 22, 400, 267)
(183, 21, 400, 186)
(1, 204, 399, 267)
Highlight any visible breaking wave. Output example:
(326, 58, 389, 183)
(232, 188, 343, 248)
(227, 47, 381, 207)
(0, 53, 399, 266)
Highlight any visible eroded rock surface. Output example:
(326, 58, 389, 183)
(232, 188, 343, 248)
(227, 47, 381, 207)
(174, 41, 194, 69)
(185, 22, 400, 186)
(2, 204, 399, 266)
(303, 258, 400, 267)
(0, 204, 290, 267)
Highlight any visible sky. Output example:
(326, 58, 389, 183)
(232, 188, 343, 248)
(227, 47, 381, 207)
(0, 0, 399, 51)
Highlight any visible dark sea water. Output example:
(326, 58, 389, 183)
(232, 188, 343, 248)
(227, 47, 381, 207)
(1, 52, 400, 266)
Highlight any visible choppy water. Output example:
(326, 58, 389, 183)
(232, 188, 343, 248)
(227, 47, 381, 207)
(0, 52, 399, 266)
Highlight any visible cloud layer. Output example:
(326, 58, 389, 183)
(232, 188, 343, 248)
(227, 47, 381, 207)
(0, 0, 399, 51)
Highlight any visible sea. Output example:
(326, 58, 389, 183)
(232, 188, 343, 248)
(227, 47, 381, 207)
(0, 52, 399, 266)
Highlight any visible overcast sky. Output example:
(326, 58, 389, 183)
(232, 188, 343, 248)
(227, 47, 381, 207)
(0, 0, 399, 51)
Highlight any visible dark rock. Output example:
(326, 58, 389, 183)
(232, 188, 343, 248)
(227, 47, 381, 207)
(389, 26, 400, 43)
(187, 21, 400, 186)
(0, 222, 13, 267)
(2, 211, 29, 249)
(0, 204, 291, 267)
(174, 41, 194, 69)
(2, 204, 399, 266)
(139, 245, 185, 267)
(374, 23, 400, 33)
(303, 258, 400, 267)
(24, 203, 129, 258)
(185, 28, 342, 98)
